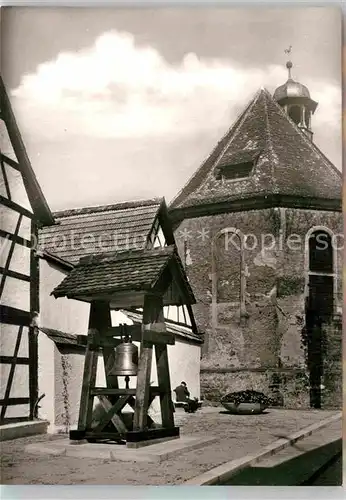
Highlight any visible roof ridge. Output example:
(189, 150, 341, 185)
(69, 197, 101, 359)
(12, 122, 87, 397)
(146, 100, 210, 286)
(211, 90, 266, 173)
(78, 245, 175, 266)
(263, 91, 279, 193)
(54, 197, 164, 218)
(169, 89, 264, 208)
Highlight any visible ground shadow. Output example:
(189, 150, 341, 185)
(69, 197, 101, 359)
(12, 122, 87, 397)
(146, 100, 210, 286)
(220, 439, 342, 486)
(219, 410, 270, 415)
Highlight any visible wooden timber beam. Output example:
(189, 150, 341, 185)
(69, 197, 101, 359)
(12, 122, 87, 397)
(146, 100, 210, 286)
(1, 153, 21, 172)
(102, 324, 175, 345)
(0, 267, 31, 283)
(0, 229, 31, 248)
(0, 325, 23, 419)
(0, 305, 31, 326)
(0, 214, 23, 297)
(143, 329, 175, 345)
(1, 157, 11, 199)
(102, 324, 142, 337)
(92, 395, 129, 435)
(90, 387, 163, 397)
(0, 76, 55, 226)
(0, 397, 30, 406)
(29, 220, 39, 419)
(0, 195, 34, 219)
(0, 356, 29, 365)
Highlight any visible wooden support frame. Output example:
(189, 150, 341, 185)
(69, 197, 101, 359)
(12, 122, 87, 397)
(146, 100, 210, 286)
(71, 293, 178, 445)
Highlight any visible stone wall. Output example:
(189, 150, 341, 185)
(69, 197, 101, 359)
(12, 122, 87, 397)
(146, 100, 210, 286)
(321, 315, 342, 408)
(174, 207, 342, 408)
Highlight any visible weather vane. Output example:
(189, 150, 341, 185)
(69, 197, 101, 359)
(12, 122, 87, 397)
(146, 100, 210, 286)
(284, 45, 293, 79)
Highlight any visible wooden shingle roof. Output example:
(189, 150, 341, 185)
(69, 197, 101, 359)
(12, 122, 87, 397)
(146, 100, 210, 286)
(38, 198, 164, 265)
(170, 88, 341, 213)
(51, 246, 195, 305)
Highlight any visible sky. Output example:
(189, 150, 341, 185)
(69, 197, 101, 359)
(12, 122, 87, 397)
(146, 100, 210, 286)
(1, 6, 342, 212)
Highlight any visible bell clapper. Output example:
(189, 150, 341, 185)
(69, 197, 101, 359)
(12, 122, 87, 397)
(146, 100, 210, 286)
(125, 375, 130, 389)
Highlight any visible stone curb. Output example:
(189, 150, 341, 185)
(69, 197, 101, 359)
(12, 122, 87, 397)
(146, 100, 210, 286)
(183, 411, 342, 485)
(0, 420, 49, 442)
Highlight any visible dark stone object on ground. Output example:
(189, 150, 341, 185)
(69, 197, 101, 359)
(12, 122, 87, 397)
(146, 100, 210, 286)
(221, 401, 266, 415)
(221, 390, 272, 413)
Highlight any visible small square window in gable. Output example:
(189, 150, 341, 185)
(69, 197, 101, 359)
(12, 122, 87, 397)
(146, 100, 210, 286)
(214, 149, 261, 181)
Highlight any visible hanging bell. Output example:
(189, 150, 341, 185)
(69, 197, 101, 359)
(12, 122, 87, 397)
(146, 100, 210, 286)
(108, 335, 138, 377)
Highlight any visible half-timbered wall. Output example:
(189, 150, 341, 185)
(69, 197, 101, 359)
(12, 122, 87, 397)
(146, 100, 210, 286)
(148, 220, 195, 329)
(0, 118, 37, 423)
(1, 75, 54, 425)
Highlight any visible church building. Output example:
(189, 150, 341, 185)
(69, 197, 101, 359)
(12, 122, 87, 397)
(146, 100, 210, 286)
(169, 61, 342, 409)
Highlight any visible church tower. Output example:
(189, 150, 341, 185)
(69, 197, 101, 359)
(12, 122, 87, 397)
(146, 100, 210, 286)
(273, 61, 318, 140)
(169, 66, 342, 411)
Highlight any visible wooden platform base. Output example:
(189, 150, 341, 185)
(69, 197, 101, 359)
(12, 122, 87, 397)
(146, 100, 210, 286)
(126, 426, 179, 443)
(70, 426, 180, 445)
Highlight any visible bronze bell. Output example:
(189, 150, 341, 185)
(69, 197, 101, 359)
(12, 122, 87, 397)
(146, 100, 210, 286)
(109, 335, 138, 377)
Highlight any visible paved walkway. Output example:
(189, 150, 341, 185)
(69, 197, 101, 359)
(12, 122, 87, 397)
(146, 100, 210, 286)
(0, 407, 340, 485)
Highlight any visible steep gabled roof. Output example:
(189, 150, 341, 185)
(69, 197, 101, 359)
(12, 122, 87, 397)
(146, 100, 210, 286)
(51, 246, 196, 305)
(170, 89, 341, 212)
(0, 76, 54, 226)
(38, 197, 173, 265)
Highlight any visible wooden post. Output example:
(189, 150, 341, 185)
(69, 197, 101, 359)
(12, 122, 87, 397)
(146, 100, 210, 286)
(76, 300, 113, 433)
(133, 293, 175, 432)
(155, 343, 175, 428)
(29, 220, 39, 419)
(133, 294, 159, 431)
(89, 301, 118, 390)
(77, 330, 98, 432)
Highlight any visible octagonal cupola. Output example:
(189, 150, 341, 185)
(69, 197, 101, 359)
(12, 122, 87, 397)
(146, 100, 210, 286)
(273, 60, 318, 141)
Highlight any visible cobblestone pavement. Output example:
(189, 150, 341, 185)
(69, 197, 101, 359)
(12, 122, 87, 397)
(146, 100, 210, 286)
(0, 408, 339, 485)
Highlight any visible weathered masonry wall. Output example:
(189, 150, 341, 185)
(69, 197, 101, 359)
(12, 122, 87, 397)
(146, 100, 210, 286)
(174, 207, 342, 408)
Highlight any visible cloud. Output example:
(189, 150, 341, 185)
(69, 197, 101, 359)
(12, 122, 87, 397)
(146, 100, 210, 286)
(12, 29, 339, 142)
(10, 28, 341, 198)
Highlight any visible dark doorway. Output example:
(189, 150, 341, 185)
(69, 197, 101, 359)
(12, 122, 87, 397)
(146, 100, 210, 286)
(305, 231, 334, 409)
(308, 231, 333, 274)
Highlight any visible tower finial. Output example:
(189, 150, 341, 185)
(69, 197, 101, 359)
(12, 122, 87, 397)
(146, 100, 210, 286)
(284, 45, 293, 79)
(286, 60, 293, 79)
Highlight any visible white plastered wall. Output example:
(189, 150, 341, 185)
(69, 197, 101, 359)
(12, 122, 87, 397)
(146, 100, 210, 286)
(38, 259, 106, 432)
(38, 275, 201, 432)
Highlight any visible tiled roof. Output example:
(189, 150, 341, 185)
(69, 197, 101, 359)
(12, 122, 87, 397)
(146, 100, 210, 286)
(170, 89, 341, 210)
(122, 310, 203, 344)
(51, 246, 195, 303)
(38, 327, 81, 346)
(38, 198, 163, 265)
